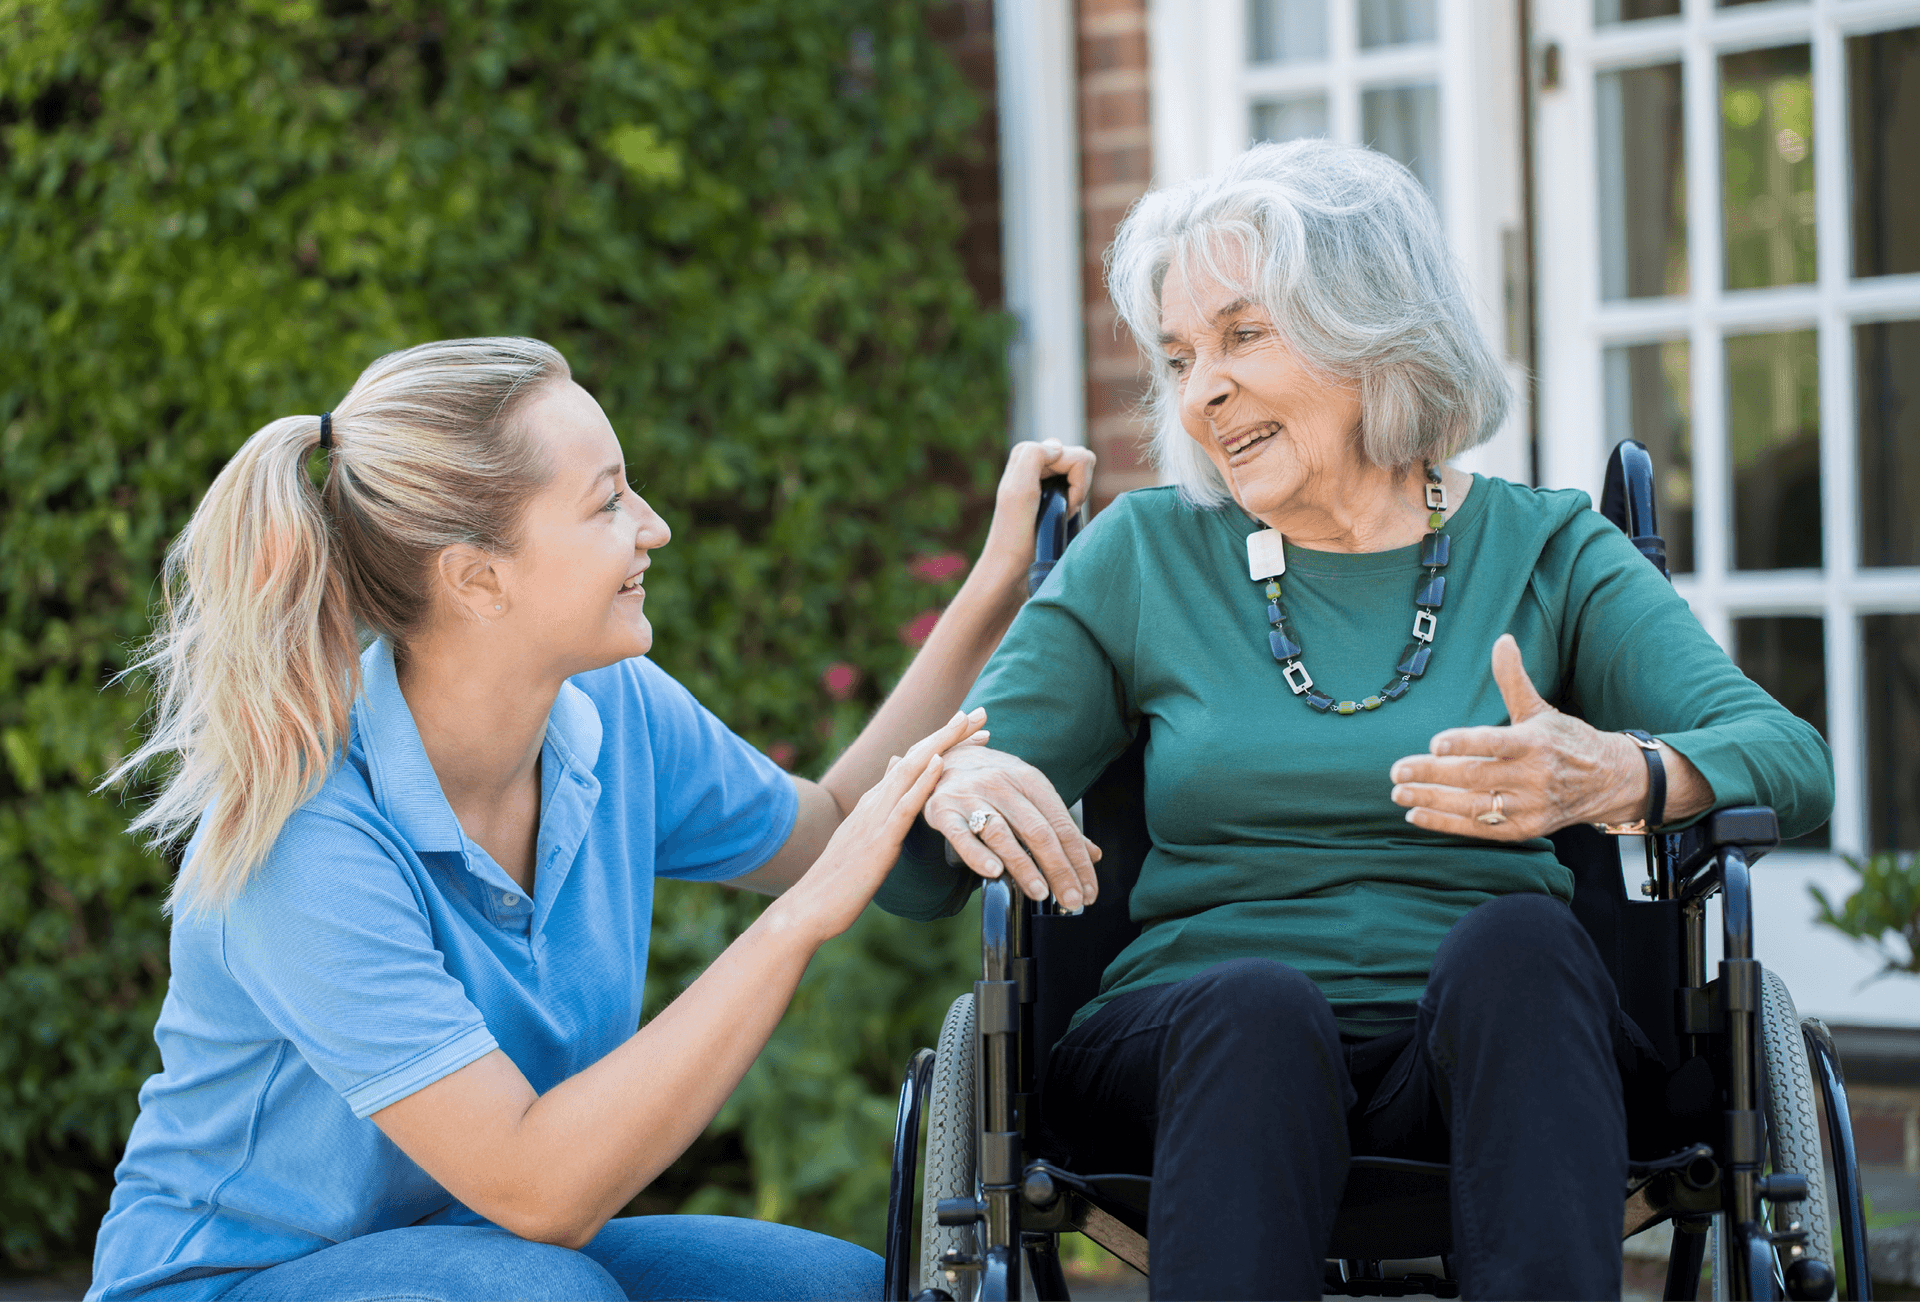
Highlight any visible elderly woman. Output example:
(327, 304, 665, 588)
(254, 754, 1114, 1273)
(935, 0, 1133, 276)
(876, 139, 1831, 1300)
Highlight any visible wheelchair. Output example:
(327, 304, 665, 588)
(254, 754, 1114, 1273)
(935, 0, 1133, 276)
(881, 443, 1870, 1302)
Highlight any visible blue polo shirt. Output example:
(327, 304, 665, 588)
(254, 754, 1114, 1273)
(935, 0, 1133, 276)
(89, 641, 798, 1300)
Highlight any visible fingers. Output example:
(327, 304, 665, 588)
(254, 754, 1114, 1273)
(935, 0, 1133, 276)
(1489, 633, 1552, 725)
(1421, 724, 1531, 760)
(1400, 801, 1529, 841)
(1389, 752, 1519, 788)
(883, 752, 946, 831)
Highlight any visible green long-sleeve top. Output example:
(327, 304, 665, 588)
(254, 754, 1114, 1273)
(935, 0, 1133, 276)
(875, 477, 1833, 1036)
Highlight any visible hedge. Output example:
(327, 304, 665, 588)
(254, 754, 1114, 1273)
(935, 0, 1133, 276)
(0, 0, 1005, 1268)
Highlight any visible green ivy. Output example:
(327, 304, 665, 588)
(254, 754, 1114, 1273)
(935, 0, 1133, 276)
(0, 0, 1004, 1268)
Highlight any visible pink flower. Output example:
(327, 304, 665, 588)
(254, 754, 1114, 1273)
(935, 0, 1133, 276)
(909, 551, 968, 583)
(767, 742, 796, 771)
(900, 608, 942, 648)
(821, 662, 861, 700)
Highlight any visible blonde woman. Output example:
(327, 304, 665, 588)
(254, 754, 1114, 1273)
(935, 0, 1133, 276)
(88, 338, 1095, 1302)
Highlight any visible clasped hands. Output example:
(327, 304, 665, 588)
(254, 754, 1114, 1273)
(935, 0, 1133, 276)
(928, 634, 1662, 906)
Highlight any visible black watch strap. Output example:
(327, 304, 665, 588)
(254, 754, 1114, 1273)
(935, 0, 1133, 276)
(1598, 730, 1666, 834)
(1623, 729, 1665, 831)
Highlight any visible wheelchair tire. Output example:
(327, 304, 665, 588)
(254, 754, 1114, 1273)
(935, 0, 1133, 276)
(920, 992, 979, 1298)
(1759, 967, 1834, 1278)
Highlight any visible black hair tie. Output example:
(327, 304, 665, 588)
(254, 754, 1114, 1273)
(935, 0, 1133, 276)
(318, 411, 334, 452)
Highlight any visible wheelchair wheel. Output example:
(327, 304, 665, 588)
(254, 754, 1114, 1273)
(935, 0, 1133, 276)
(920, 993, 979, 1298)
(1758, 968, 1834, 1280)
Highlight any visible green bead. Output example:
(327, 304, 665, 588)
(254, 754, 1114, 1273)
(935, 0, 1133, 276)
(1363, 695, 1384, 710)
(1428, 510, 1446, 529)
(1336, 700, 1357, 714)
(1264, 580, 1282, 600)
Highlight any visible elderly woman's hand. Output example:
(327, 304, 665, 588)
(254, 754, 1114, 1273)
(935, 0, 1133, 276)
(923, 743, 1102, 911)
(1388, 634, 1712, 839)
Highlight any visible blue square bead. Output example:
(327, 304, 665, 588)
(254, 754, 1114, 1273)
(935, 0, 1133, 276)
(1395, 643, 1433, 678)
(1415, 574, 1445, 607)
(1268, 628, 1302, 661)
(1419, 532, 1450, 568)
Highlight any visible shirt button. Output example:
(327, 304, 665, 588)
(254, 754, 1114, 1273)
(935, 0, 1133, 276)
(502, 893, 520, 908)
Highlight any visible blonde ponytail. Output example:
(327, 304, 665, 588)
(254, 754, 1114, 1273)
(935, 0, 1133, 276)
(107, 338, 569, 915)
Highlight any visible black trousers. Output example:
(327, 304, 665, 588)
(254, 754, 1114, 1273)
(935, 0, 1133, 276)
(1040, 893, 1628, 1301)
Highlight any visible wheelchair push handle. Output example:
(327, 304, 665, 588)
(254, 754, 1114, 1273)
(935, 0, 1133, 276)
(1028, 475, 1079, 598)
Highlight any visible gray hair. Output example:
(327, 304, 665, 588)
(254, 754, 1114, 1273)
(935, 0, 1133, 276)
(1107, 138, 1511, 508)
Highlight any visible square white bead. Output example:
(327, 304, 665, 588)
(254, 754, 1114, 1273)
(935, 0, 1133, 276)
(1246, 529, 1287, 581)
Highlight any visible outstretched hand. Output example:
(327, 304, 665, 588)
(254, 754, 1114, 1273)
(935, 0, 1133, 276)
(1387, 634, 1649, 840)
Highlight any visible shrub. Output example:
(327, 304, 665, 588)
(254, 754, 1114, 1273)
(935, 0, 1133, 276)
(0, 0, 1003, 1267)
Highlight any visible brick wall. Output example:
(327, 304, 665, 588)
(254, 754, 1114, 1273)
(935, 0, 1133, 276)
(1077, 0, 1158, 508)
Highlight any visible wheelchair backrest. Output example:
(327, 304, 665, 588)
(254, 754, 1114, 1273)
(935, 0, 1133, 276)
(1028, 442, 1685, 1090)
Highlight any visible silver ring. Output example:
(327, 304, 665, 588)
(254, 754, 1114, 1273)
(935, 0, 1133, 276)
(967, 809, 996, 836)
(1476, 791, 1508, 826)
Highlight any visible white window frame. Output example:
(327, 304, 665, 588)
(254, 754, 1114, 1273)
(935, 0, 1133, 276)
(1532, 0, 1920, 1023)
(1147, 0, 1533, 482)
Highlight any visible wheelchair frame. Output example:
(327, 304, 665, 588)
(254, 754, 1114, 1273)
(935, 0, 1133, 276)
(883, 444, 1868, 1302)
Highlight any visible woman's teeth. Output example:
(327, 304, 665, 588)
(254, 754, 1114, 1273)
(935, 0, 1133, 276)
(620, 576, 642, 592)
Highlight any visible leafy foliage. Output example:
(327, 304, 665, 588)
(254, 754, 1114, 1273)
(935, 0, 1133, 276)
(1811, 852, 1920, 983)
(0, 0, 1003, 1268)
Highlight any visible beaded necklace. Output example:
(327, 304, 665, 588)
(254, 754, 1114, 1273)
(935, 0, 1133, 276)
(1248, 463, 1452, 716)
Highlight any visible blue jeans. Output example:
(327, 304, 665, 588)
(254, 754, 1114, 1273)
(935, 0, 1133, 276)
(138, 1216, 880, 1302)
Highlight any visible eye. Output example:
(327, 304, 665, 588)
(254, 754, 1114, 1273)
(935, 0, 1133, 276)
(602, 490, 623, 514)
(1232, 327, 1261, 345)
(1165, 355, 1191, 376)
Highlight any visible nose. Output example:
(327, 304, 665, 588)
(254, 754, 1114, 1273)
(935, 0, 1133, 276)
(1181, 354, 1234, 432)
(635, 497, 671, 550)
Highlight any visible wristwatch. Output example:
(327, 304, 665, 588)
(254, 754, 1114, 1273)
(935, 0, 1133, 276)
(1597, 730, 1666, 835)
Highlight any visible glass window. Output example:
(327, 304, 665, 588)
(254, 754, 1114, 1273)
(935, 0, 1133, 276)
(1726, 330, 1821, 570)
(1254, 96, 1331, 144)
(1604, 341, 1694, 573)
(1721, 46, 1816, 291)
(1595, 0, 1680, 23)
(1598, 63, 1688, 300)
(1358, 0, 1437, 48)
(1856, 320, 1920, 569)
(1848, 27, 1920, 278)
(1362, 83, 1441, 199)
(1249, 0, 1327, 65)
(1863, 613, 1920, 851)
(1734, 617, 1829, 848)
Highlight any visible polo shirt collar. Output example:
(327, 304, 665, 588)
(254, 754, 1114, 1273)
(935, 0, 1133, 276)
(353, 640, 605, 871)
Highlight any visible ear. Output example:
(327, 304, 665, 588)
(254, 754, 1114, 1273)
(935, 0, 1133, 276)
(435, 544, 508, 621)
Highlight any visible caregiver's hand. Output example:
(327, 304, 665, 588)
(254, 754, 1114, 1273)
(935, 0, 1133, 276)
(1388, 634, 1711, 840)
(773, 708, 987, 942)
(925, 744, 1101, 911)
(976, 438, 1096, 585)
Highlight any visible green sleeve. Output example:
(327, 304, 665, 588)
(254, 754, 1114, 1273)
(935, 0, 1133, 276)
(1541, 514, 1834, 838)
(872, 500, 1144, 920)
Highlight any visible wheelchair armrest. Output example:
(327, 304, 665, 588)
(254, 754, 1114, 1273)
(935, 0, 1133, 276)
(1670, 805, 1780, 879)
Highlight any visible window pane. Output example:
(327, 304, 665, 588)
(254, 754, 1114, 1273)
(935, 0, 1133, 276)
(1254, 96, 1331, 144)
(1359, 0, 1436, 48)
(1734, 617, 1828, 848)
(1362, 84, 1441, 199)
(1604, 342, 1695, 573)
(1848, 26, 1920, 278)
(1722, 46, 1815, 291)
(1863, 613, 1920, 852)
(1598, 63, 1688, 300)
(1595, 0, 1680, 23)
(1250, 0, 1327, 64)
(1856, 320, 1920, 569)
(1726, 330, 1822, 570)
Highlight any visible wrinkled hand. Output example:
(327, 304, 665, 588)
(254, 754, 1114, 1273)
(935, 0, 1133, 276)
(978, 439, 1096, 581)
(1388, 634, 1647, 840)
(924, 744, 1102, 911)
(781, 709, 988, 941)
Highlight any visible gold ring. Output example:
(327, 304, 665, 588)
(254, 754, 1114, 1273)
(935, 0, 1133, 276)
(1476, 792, 1508, 826)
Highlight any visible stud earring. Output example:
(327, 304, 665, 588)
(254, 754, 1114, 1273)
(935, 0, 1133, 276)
(493, 604, 502, 611)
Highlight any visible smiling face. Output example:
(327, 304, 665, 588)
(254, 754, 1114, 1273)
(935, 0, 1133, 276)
(1157, 251, 1365, 523)
(488, 380, 670, 676)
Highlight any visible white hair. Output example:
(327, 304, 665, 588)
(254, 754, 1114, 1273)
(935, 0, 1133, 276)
(1106, 138, 1511, 508)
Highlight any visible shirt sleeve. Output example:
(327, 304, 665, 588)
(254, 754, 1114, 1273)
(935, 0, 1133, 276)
(218, 813, 500, 1120)
(1540, 512, 1835, 838)
(874, 502, 1141, 922)
(628, 657, 799, 882)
